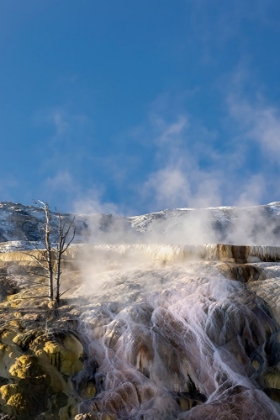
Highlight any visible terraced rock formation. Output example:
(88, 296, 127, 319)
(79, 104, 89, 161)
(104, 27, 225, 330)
(0, 243, 280, 419)
(1, 201, 280, 418)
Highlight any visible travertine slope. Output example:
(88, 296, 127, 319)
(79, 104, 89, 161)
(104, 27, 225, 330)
(1, 202, 280, 419)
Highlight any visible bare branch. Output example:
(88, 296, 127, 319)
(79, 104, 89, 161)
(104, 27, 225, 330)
(24, 201, 76, 305)
(22, 251, 49, 271)
(58, 287, 71, 298)
(61, 228, 76, 254)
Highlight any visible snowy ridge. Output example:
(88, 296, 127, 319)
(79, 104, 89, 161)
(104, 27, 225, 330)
(1, 201, 280, 250)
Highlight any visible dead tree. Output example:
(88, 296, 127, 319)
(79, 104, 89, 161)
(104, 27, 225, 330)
(54, 211, 76, 303)
(30, 201, 76, 304)
(43, 201, 54, 301)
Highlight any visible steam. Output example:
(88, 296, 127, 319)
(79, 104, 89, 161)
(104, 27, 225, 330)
(75, 256, 280, 419)
(71, 201, 280, 248)
(35, 74, 280, 220)
(228, 91, 280, 156)
(45, 77, 280, 418)
(68, 196, 280, 419)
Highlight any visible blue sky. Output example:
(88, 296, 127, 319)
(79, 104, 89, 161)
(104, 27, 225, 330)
(1, 0, 280, 214)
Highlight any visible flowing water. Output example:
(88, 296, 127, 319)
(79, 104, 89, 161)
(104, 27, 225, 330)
(72, 245, 280, 419)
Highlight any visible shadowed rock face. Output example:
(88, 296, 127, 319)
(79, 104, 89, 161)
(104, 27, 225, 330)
(0, 203, 90, 252)
(178, 387, 280, 420)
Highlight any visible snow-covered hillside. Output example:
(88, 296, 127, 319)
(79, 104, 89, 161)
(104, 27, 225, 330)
(1, 201, 280, 251)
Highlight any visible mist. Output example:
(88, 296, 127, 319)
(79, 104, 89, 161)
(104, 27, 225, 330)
(74, 201, 280, 248)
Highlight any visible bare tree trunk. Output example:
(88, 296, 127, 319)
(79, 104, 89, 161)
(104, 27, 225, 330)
(55, 214, 76, 304)
(55, 215, 63, 304)
(31, 201, 76, 305)
(55, 254, 62, 303)
(43, 202, 54, 301)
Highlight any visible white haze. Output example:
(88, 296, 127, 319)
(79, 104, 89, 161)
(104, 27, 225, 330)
(73, 248, 280, 419)
(72, 201, 280, 248)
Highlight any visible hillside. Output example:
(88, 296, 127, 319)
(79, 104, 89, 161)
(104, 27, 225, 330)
(0, 203, 280, 419)
(1, 201, 280, 251)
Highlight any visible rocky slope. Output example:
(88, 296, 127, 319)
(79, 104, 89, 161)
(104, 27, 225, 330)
(1, 203, 280, 419)
(0, 250, 84, 419)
